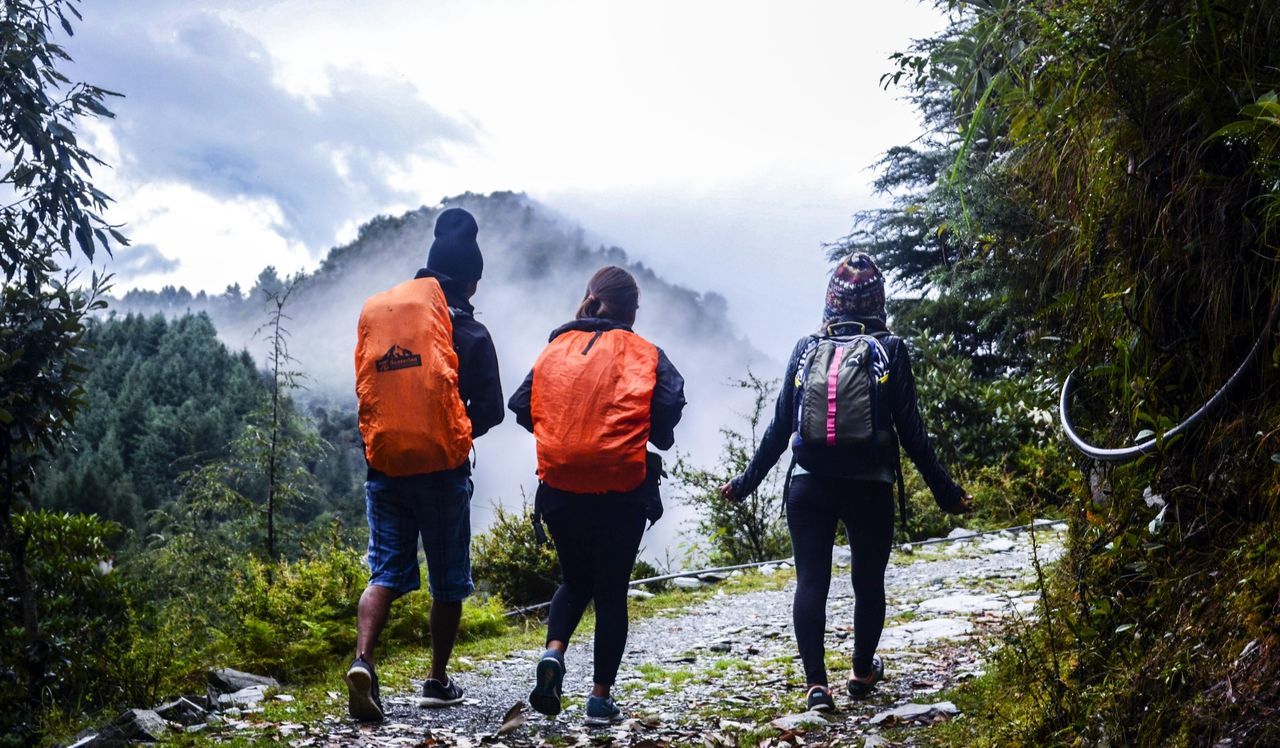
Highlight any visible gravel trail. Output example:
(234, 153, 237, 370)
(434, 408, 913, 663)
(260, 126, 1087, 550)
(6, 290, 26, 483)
(219, 525, 1063, 747)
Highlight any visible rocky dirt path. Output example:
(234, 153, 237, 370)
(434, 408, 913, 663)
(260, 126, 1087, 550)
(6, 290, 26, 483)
(229, 525, 1063, 747)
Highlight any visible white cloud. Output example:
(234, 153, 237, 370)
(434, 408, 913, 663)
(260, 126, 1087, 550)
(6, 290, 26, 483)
(66, 0, 946, 350)
(111, 181, 312, 293)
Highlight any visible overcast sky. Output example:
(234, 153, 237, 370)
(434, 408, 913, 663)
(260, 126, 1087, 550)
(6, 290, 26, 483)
(68, 0, 946, 354)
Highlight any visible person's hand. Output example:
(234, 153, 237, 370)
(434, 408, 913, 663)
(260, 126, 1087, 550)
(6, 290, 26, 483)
(719, 480, 742, 503)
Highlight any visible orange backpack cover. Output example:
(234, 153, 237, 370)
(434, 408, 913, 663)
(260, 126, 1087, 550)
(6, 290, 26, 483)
(531, 329, 659, 493)
(355, 278, 472, 476)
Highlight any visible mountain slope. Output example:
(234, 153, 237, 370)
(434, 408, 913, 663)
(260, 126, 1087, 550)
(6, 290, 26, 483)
(114, 191, 775, 553)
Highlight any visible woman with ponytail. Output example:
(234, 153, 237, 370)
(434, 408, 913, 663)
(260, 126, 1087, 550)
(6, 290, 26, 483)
(508, 266, 686, 725)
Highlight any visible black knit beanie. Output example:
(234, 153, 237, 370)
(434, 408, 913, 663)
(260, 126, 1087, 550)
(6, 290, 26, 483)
(427, 207, 483, 283)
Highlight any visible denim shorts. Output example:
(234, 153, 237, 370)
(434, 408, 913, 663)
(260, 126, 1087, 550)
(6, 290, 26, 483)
(365, 471, 475, 601)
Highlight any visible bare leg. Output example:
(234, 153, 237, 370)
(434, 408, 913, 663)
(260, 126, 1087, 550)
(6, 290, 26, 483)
(429, 599, 462, 683)
(356, 584, 397, 663)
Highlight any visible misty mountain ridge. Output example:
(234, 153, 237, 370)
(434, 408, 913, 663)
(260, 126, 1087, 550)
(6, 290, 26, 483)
(115, 191, 762, 385)
(112, 192, 775, 550)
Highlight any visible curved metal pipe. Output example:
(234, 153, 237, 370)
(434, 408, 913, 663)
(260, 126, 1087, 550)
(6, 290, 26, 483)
(1060, 299, 1280, 463)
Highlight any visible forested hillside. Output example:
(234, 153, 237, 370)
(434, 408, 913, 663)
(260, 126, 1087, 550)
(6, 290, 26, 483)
(34, 313, 367, 537)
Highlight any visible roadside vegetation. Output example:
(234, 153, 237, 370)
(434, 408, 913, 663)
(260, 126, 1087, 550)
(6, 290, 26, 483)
(860, 1, 1280, 744)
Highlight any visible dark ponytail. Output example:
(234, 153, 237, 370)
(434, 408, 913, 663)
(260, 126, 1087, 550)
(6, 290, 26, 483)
(575, 266, 639, 324)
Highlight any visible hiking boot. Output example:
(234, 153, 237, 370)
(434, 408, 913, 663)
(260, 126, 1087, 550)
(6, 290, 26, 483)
(419, 678, 465, 707)
(345, 656, 384, 722)
(584, 695, 623, 726)
(529, 649, 565, 716)
(806, 685, 836, 712)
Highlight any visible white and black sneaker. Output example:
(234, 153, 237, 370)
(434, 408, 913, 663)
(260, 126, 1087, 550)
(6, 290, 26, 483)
(419, 678, 465, 708)
(345, 656, 385, 722)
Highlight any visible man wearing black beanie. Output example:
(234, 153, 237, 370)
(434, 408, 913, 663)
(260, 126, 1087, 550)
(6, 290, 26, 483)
(347, 206, 504, 721)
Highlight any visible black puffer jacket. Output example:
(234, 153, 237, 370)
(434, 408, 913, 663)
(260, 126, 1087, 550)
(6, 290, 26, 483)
(731, 317, 965, 511)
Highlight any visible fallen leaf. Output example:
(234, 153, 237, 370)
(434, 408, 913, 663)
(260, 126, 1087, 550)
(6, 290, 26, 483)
(496, 702, 526, 736)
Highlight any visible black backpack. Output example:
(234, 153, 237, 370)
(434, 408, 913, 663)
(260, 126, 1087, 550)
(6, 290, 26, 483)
(788, 322, 910, 537)
(792, 331, 890, 450)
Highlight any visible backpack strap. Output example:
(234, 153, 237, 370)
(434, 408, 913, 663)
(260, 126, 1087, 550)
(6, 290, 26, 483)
(779, 454, 798, 521)
(895, 457, 910, 543)
(826, 319, 868, 337)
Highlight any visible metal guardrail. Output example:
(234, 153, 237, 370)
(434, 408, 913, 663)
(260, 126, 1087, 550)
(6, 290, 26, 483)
(503, 518, 1067, 617)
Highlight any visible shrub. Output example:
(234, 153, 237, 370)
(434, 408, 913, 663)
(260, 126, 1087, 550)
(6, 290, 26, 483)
(471, 503, 560, 608)
(907, 332, 1057, 475)
(0, 512, 133, 745)
(223, 542, 367, 681)
(675, 373, 791, 566)
(219, 533, 510, 681)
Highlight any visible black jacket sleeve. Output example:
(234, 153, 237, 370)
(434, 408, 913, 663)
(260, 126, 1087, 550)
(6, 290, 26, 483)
(731, 338, 805, 497)
(454, 317, 505, 438)
(649, 349, 686, 450)
(508, 369, 534, 433)
(885, 337, 965, 510)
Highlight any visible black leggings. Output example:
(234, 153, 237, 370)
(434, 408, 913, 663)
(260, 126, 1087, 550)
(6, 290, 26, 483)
(787, 474, 895, 686)
(542, 492, 647, 686)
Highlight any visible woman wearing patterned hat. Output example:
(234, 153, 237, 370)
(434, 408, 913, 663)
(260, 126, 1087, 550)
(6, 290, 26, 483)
(720, 252, 971, 710)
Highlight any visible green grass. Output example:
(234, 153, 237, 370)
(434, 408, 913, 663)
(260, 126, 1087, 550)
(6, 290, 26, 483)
(163, 566, 794, 746)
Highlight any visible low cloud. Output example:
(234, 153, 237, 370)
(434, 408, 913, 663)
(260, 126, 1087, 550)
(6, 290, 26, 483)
(66, 4, 473, 250)
(109, 244, 180, 279)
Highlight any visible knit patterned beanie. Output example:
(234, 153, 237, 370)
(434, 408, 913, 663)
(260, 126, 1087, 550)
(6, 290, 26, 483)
(823, 252, 885, 322)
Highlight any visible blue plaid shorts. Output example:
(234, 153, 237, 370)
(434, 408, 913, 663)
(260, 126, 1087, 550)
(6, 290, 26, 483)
(364, 471, 475, 601)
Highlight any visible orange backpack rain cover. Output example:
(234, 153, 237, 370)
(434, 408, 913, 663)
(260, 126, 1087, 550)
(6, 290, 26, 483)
(531, 329, 659, 493)
(355, 278, 472, 476)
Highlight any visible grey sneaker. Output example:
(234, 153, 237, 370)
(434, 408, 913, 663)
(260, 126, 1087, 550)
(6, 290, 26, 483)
(584, 695, 623, 726)
(419, 678, 465, 707)
(345, 657, 384, 722)
(529, 649, 565, 716)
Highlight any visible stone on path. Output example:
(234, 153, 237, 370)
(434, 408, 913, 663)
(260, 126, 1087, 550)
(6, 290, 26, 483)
(868, 700, 960, 726)
(154, 696, 206, 726)
(946, 527, 975, 540)
(918, 593, 1012, 614)
(218, 685, 267, 707)
(770, 710, 831, 731)
(91, 708, 169, 743)
(671, 576, 706, 589)
(863, 735, 892, 748)
(833, 545, 852, 566)
(208, 668, 279, 693)
(981, 537, 1016, 553)
(628, 588, 656, 600)
(881, 617, 973, 648)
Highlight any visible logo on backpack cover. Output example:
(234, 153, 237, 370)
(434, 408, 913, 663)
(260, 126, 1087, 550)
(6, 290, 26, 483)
(375, 345, 422, 372)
